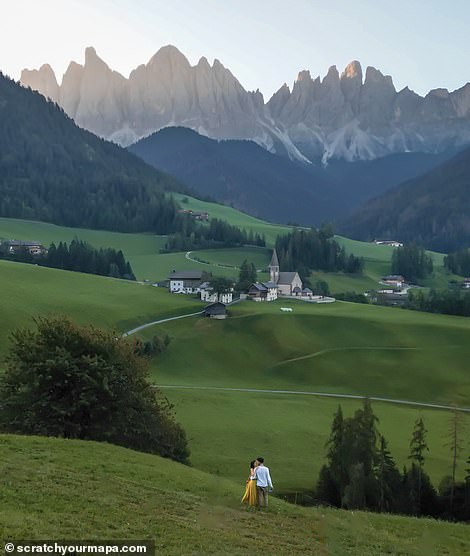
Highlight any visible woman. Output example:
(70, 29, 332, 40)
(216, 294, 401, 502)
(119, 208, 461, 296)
(241, 460, 258, 506)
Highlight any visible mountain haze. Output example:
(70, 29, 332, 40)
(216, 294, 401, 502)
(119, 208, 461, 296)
(130, 127, 457, 225)
(339, 145, 470, 251)
(21, 46, 470, 163)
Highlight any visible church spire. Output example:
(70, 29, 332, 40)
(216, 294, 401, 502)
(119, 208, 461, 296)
(269, 249, 280, 283)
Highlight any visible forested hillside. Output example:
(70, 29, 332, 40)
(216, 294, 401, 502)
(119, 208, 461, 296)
(130, 127, 456, 225)
(0, 74, 186, 233)
(339, 145, 470, 251)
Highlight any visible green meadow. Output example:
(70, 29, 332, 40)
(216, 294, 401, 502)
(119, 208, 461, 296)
(1, 435, 469, 556)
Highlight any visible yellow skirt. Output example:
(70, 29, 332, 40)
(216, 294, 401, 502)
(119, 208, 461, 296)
(241, 479, 258, 506)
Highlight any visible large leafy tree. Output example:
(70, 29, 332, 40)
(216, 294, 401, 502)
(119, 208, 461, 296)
(0, 316, 189, 463)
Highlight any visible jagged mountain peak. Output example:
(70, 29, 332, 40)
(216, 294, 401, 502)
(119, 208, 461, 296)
(20, 47, 470, 162)
(341, 60, 362, 81)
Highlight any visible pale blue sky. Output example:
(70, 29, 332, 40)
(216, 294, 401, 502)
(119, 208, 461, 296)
(2, 0, 469, 99)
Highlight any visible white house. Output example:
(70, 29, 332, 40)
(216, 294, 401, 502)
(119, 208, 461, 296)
(168, 270, 204, 293)
(200, 282, 233, 304)
(382, 275, 406, 288)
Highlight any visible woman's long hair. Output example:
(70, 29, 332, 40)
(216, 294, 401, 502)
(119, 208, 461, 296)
(250, 460, 256, 469)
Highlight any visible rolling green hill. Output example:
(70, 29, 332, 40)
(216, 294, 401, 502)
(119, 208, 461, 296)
(2, 434, 469, 555)
(0, 258, 468, 495)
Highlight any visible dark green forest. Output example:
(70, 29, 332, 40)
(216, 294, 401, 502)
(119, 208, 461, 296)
(444, 248, 470, 276)
(275, 226, 364, 282)
(163, 218, 265, 252)
(339, 145, 470, 252)
(0, 73, 186, 234)
(0, 239, 136, 280)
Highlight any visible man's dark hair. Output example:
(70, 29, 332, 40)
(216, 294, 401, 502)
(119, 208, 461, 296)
(257, 457, 264, 464)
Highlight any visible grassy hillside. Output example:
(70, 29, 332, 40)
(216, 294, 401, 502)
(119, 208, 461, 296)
(137, 299, 470, 489)
(1, 258, 468, 494)
(2, 435, 469, 555)
(0, 259, 203, 355)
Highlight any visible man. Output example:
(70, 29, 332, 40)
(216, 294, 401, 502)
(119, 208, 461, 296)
(251, 457, 273, 508)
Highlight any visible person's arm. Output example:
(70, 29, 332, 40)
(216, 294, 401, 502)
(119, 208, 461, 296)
(250, 468, 257, 480)
(267, 469, 273, 489)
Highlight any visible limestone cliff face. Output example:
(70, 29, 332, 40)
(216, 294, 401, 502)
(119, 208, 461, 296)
(21, 46, 470, 162)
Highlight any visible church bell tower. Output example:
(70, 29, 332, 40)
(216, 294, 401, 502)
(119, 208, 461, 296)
(269, 249, 280, 283)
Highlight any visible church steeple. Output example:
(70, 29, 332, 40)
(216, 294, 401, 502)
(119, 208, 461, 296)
(269, 249, 280, 283)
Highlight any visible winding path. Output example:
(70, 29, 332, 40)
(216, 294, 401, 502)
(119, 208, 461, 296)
(122, 308, 470, 414)
(122, 311, 203, 337)
(157, 385, 470, 413)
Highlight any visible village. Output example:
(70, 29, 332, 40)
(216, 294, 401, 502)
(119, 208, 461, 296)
(165, 249, 335, 319)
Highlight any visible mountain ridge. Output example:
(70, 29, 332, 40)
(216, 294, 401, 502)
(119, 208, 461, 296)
(21, 45, 470, 163)
(338, 145, 470, 251)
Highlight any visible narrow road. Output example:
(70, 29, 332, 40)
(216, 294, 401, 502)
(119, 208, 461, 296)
(122, 311, 203, 337)
(157, 385, 470, 413)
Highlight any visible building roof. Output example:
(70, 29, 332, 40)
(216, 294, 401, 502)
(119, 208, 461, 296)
(261, 281, 278, 289)
(269, 249, 279, 268)
(383, 275, 405, 281)
(249, 282, 268, 292)
(6, 240, 43, 247)
(302, 287, 313, 293)
(203, 302, 226, 315)
(169, 270, 204, 280)
(293, 286, 302, 293)
(277, 271, 299, 285)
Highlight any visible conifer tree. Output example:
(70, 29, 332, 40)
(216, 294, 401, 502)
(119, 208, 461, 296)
(409, 416, 429, 513)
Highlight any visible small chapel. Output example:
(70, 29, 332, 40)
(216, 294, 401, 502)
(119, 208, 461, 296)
(268, 249, 303, 296)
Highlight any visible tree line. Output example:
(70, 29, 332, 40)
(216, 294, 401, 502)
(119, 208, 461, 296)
(444, 248, 470, 276)
(275, 226, 364, 283)
(0, 239, 136, 280)
(315, 400, 469, 522)
(407, 288, 470, 317)
(162, 218, 265, 252)
(391, 244, 434, 283)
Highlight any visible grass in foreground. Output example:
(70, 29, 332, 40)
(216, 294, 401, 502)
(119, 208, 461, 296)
(1, 434, 469, 555)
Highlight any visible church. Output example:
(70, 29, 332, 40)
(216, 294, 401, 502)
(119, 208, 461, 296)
(247, 249, 304, 301)
(268, 249, 303, 296)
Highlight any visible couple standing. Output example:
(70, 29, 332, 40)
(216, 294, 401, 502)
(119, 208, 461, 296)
(241, 457, 273, 508)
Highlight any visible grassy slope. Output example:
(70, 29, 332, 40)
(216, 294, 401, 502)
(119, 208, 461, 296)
(0, 259, 203, 355)
(1, 435, 469, 556)
(2, 259, 468, 488)
(140, 300, 470, 489)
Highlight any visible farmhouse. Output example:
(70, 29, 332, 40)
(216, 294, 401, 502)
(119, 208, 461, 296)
(382, 275, 405, 288)
(374, 239, 403, 247)
(168, 270, 204, 293)
(1, 239, 47, 256)
(248, 281, 278, 302)
(177, 209, 209, 221)
(203, 302, 227, 319)
(463, 278, 470, 289)
(200, 282, 233, 304)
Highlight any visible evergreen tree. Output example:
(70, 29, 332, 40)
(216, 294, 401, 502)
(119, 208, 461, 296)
(408, 416, 429, 513)
(446, 407, 465, 513)
(325, 405, 348, 503)
(376, 435, 401, 513)
(236, 259, 257, 291)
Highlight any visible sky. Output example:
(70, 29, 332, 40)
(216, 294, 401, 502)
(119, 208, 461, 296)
(1, 0, 469, 99)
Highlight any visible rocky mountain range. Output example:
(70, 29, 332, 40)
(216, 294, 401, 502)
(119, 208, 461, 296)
(21, 45, 470, 163)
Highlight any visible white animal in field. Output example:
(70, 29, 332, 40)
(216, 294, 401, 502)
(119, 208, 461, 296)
(280, 307, 293, 312)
